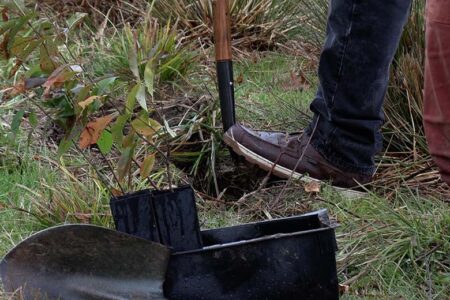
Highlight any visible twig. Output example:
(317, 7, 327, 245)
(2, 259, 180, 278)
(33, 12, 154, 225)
(269, 116, 319, 208)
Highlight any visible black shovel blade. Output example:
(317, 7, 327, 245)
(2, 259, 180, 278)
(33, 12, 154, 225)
(0, 225, 170, 300)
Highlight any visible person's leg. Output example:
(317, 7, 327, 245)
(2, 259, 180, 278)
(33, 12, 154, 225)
(224, 0, 412, 190)
(308, 0, 412, 175)
(423, 0, 450, 185)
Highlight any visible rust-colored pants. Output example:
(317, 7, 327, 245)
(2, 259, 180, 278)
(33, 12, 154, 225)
(424, 0, 450, 185)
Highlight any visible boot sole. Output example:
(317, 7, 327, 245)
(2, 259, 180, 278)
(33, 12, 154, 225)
(223, 132, 366, 199)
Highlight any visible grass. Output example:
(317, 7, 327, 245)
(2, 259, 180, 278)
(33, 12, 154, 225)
(0, 150, 44, 256)
(326, 191, 449, 299)
(153, 0, 305, 51)
(0, 134, 113, 257)
(234, 52, 314, 131)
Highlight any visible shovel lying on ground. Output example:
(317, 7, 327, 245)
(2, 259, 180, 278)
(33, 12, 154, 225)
(0, 225, 170, 300)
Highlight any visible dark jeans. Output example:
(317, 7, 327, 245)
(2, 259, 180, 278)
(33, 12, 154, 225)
(306, 0, 412, 175)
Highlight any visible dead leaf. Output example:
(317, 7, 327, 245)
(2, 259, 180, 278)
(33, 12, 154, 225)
(110, 188, 123, 197)
(304, 181, 321, 193)
(236, 72, 244, 84)
(1, 80, 25, 99)
(2, 8, 8, 22)
(281, 70, 310, 91)
(9, 59, 23, 78)
(74, 213, 92, 223)
(9, 80, 25, 97)
(140, 153, 156, 179)
(42, 66, 75, 97)
(78, 95, 102, 109)
(79, 114, 115, 149)
(339, 284, 349, 295)
(0, 33, 10, 59)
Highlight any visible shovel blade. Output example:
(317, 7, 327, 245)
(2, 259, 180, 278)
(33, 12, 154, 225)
(0, 225, 170, 300)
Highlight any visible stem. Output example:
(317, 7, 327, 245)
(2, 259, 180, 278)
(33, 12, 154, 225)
(24, 93, 121, 195)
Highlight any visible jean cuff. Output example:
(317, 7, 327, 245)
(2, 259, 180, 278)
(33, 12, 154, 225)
(312, 139, 375, 175)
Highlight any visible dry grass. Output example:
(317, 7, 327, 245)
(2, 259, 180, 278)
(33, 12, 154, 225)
(34, 0, 308, 52)
(35, 0, 147, 25)
(153, 0, 304, 51)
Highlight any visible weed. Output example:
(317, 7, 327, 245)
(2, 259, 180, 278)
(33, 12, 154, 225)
(89, 15, 196, 83)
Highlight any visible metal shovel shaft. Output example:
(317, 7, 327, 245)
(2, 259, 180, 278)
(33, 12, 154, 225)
(214, 0, 236, 132)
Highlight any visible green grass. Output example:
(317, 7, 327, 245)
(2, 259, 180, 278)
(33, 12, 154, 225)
(321, 189, 449, 299)
(0, 132, 113, 257)
(234, 52, 315, 131)
(0, 149, 46, 256)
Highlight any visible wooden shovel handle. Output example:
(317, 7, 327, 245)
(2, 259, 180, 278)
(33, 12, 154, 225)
(213, 0, 232, 61)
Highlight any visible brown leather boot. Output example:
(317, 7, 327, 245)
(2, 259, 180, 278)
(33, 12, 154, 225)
(223, 123, 372, 192)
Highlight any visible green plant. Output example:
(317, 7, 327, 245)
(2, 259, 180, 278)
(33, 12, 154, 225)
(0, 130, 112, 259)
(0, 3, 196, 193)
(15, 162, 113, 228)
(295, 0, 329, 48)
(90, 14, 195, 82)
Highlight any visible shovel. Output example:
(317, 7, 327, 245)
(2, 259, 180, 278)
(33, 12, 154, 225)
(214, 0, 236, 132)
(0, 224, 170, 299)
